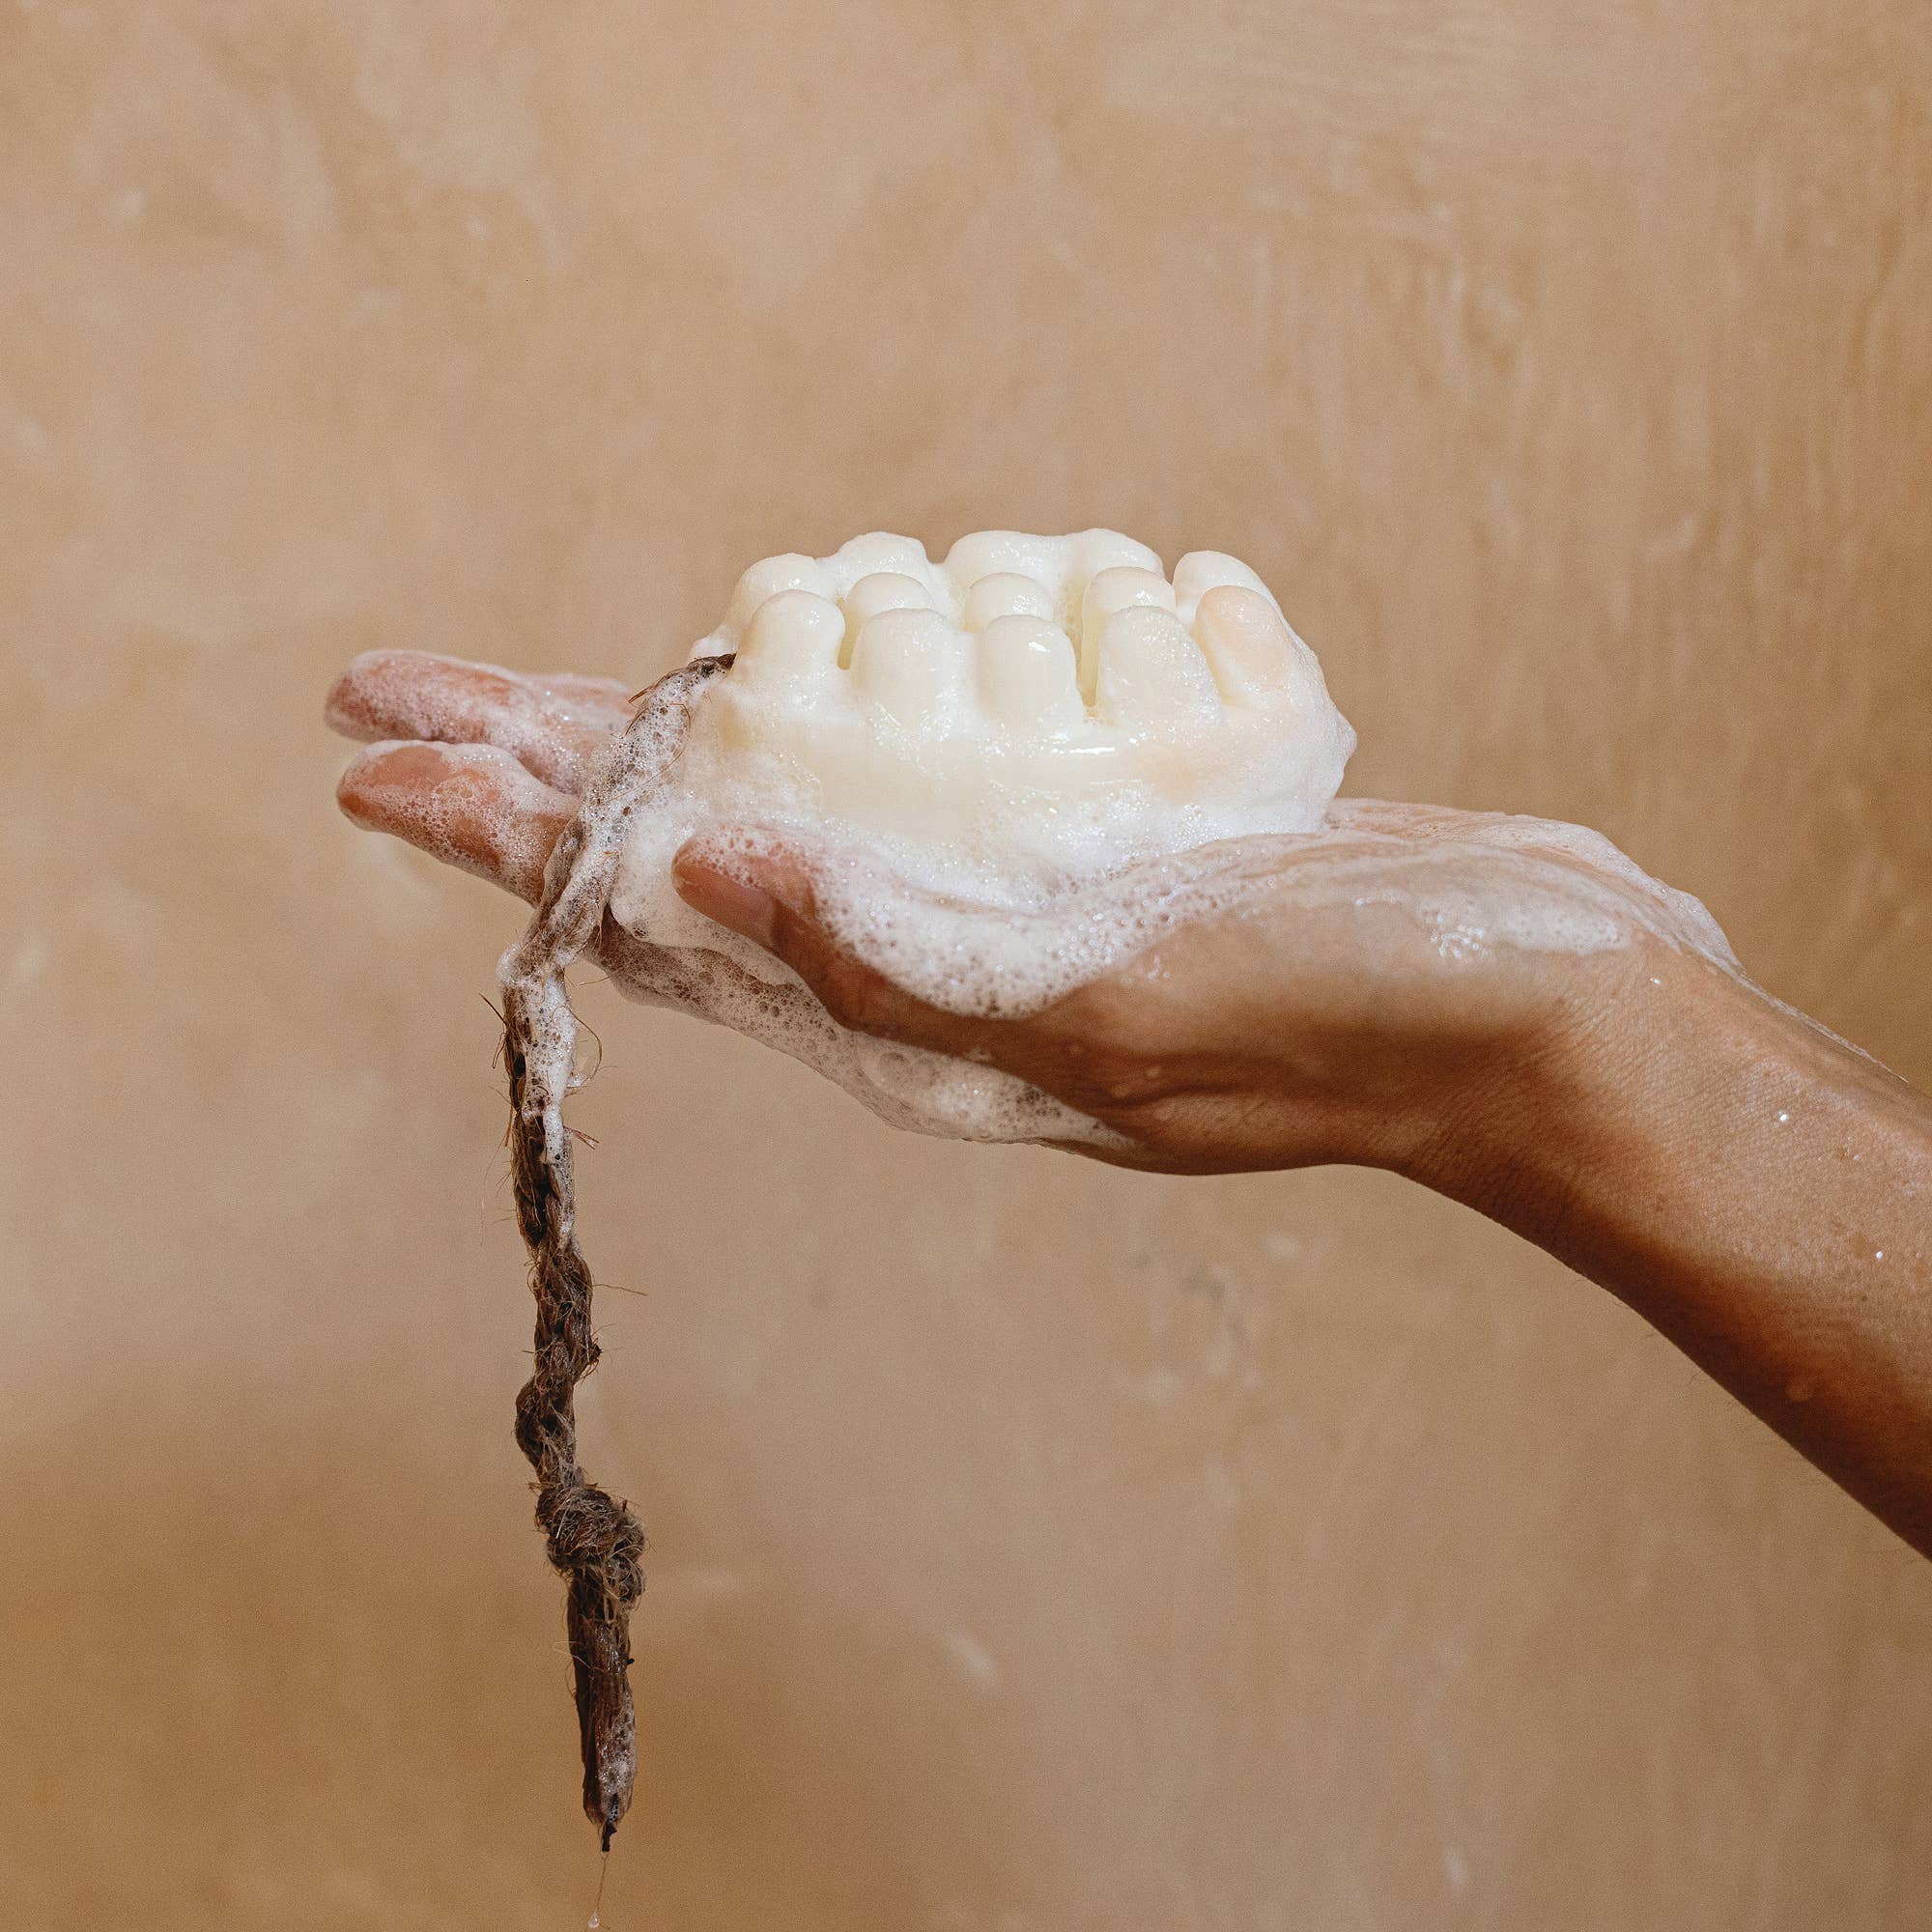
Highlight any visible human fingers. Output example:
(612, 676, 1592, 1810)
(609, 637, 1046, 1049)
(1321, 797, 1524, 845)
(324, 650, 632, 793)
(669, 837, 1016, 1063)
(335, 739, 574, 902)
(670, 836, 1321, 1163)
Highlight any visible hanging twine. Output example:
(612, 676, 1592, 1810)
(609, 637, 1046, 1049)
(496, 654, 732, 1847)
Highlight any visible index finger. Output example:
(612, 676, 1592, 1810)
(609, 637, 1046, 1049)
(325, 651, 633, 793)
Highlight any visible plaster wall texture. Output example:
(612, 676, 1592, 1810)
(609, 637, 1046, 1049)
(2, 4, 1930, 1927)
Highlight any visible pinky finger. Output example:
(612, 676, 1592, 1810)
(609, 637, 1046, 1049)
(335, 739, 575, 903)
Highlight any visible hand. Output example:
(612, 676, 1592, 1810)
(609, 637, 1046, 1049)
(328, 649, 1932, 1554)
(327, 647, 1732, 1184)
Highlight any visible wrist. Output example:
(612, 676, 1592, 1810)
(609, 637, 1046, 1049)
(1396, 941, 1772, 1255)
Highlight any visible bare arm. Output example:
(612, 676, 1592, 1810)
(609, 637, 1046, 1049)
(329, 651, 1932, 1558)
(1440, 959, 1932, 1558)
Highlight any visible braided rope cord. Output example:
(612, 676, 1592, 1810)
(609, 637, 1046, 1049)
(496, 654, 731, 1846)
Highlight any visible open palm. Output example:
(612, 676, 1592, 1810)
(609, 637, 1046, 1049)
(328, 648, 1736, 1176)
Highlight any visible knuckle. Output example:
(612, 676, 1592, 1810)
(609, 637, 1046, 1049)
(1051, 985, 1165, 1068)
(801, 944, 905, 1039)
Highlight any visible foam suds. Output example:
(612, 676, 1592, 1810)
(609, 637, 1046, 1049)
(597, 530, 1738, 1145)
(348, 737, 574, 893)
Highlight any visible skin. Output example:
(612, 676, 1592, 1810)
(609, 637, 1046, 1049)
(328, 651, 1932, 1558)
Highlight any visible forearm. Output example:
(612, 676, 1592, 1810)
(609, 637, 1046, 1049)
(1432, 949, 1932, 1556)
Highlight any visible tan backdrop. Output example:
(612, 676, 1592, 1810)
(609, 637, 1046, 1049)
(4, 3, 1930, 1927)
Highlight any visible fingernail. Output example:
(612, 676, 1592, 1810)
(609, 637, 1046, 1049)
(678, 866, 779, 949)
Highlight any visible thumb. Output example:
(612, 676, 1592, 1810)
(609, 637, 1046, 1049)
(670, 836, 990, 1056)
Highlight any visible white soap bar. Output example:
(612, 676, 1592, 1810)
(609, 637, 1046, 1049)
(605, 529, 1356, 1143)
(671, 528, 1350, 895)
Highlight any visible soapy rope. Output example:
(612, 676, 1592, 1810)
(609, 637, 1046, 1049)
(497, 653, 732, 1847)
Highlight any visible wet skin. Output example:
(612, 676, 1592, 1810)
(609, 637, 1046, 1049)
(328, 650, 1932, 1558)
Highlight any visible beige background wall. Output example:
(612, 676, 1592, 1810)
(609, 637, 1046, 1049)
(4, 3, 1931, 1927)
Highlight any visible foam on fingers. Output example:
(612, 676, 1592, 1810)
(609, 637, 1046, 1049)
(325, 648, 625, 792)
(338, 738, 573, 900)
